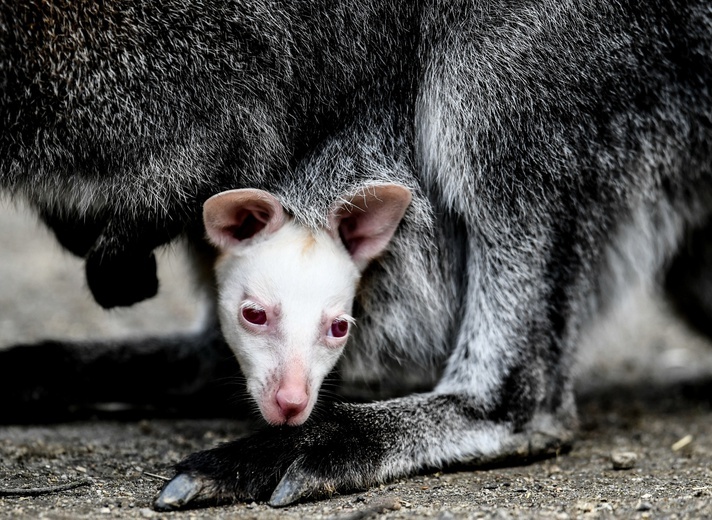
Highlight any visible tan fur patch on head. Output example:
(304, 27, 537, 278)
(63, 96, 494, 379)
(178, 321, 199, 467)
(213, 250, 232, 269)
(300, 233, 318, 256)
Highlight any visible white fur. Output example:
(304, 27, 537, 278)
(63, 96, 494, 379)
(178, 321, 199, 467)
(214, 220, 359, 425)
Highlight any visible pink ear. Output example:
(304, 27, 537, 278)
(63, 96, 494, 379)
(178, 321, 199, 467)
(329, 184, 412, 270)
(203, 188, 285, 250)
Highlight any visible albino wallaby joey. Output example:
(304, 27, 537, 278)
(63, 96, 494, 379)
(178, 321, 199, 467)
(203, 185, 412, 427)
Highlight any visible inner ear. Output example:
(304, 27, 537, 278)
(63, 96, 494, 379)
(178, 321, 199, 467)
(338, 215, 362, 256)
(228, 206, 272, 241)
(329, 184, 412, 270)
(204, 189, 285, 250)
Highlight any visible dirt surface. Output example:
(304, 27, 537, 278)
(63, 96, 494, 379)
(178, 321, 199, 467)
(1, 201, 711, 519)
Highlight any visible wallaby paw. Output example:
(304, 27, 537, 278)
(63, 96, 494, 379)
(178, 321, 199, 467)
(153, 463, 344, 511)
(154, 453, 346, 511)
(153, 407, 382, 510)
(86, 250, 159, 308)
(152, 434, 291, 510)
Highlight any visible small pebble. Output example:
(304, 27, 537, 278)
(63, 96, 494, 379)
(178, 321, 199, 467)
(611, 451, 638, 470)
(636, 501, 653, 512)
(575, 501, 594, 513)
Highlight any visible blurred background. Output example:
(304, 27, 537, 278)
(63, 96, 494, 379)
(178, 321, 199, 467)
(0, 200, 202, 347)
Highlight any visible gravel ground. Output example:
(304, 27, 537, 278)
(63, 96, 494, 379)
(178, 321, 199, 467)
(1, 201, 711, 519)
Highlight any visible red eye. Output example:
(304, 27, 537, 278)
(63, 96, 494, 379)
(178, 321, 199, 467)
(329, 319, 349, 338)
(242, 306, 267, 325)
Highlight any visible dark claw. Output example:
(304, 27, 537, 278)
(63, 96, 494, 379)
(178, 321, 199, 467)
(269, 460, 312, 507)
(153, 473, 204, 511)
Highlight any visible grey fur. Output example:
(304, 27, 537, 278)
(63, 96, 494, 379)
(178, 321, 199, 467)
(158, 0, 712, 508)
(1, 0, 418, 307)
(1, 0, 711, 510)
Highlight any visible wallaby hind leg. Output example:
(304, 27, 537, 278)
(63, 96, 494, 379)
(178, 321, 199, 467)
(664, 220, 712, 340)
(0, 322, 244, 423)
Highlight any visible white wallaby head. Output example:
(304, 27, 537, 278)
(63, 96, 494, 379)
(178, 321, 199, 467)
(203, 184, 412, 426)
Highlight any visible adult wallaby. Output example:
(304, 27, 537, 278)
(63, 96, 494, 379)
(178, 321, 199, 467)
(2, 0, 712, 511)
(154, 0, 712, 507)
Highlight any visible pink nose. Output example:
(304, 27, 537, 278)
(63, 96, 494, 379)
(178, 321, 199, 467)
(275, 387, 308, 420)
